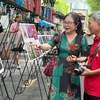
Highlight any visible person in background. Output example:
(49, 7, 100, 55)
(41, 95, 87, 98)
(49, 26, 56, 35)
(0, 22, 11, 60)
(30, 12, 88, 100)
(8, 13, 22, 69)
(0, 22, 5, 59)
(84, 29, 95, 55)
(0, 22, 3, 33)
(68, 11, 100, 100)
(34, 15, 40, 31)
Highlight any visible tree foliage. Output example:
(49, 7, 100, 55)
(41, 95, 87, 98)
(54, 0, 70, 15)
(86, 0, 100, 12)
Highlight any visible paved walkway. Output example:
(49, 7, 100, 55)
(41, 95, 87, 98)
(0, 54, 84, 100)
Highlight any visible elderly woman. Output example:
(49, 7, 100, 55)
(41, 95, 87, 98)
(81, 11, 100, 100)
(31, 12, 88, 100)
(70, 11, 100, 100)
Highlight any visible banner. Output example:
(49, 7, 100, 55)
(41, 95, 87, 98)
(35, 0, 41, 15)
(50, 9, 54, 21)
(15, 0, 22, 6)
(46, 8, 50, 20)
(26, 0, 35, 11)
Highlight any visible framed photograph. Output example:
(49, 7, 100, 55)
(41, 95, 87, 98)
(23, 43, 41, 61)
(20, 23, 38, 43)
(38, 35, 53, 43)
(38, 35, 44, 44)
(20, 23, 41, 61)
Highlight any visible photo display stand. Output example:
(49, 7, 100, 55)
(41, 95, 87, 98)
(0, 57, 4, 75)
(20, 23, 41, 62)
(0, 22, 54, 100)
(38, 35, 53, 43)
(38, 34, 53, 53)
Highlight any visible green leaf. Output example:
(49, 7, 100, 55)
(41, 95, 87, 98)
(86, 0, 100, 12)
(54, 0, 70, 15)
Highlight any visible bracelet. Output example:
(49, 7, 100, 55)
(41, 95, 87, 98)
(76, 58, 78, 62)
(74, 58, 78, 63)
(84, 57, 88, 62)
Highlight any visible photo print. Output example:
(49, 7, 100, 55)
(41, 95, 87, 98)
(23, 43, 41, 61)
(39, 35, 52, 43)
(20, 23, 41, 61)
(38, 35, 44, 44)
(20, 23, 38, 43)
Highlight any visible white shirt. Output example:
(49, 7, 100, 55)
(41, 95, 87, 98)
(84, 34, 95, 45)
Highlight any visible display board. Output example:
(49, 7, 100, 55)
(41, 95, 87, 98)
(20, 23, 40, 61)
(20, 23, 39, 42)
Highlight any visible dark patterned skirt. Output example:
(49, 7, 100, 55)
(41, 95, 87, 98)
(49, 57, 81, 100)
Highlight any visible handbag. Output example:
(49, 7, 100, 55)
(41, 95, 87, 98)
(43, 32, 62, 77)
(43, 52, 56, 77)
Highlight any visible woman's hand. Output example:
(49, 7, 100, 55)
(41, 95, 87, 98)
(29, 43, 41, 50)
(67, 56, 88, 63)
(81, 66, 92, 76)
(29, 43, 52, 51)
(81, 66, 100, 76)
(29, 43, 41, 55)
(66, 55, 77, 62)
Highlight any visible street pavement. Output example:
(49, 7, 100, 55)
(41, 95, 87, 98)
(0, 53, 84, 100)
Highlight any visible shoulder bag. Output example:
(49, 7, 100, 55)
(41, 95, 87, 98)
(43, 32, 62, 77)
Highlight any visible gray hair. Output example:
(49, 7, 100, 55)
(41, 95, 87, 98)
(89, 11, 100, 22)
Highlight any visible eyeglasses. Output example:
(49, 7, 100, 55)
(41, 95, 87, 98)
(63, 21, 75, 25)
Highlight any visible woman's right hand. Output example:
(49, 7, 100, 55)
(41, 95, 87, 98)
(30, 43, 41, 50)
(66, 55, 77, 62)
(30, 43, 52, 51)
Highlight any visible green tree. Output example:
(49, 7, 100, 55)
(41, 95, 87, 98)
(54, 0, 70, 15)
(86, 0, 100, 11)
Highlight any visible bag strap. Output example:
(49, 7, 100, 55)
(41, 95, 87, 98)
(90, 42, 100, 63)
(94, 42, 100, 56)
(52, 32, 63, 57)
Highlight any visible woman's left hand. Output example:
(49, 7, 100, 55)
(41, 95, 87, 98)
(66, 55, 77, 62)
(81, 66, 92, 76)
